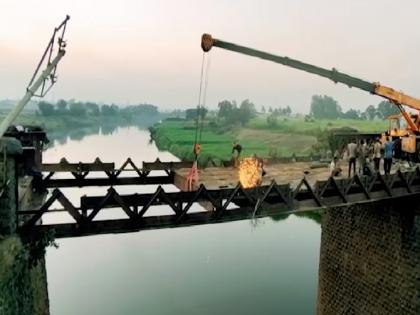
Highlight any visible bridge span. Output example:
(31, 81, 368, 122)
(18, 157, 420, 238)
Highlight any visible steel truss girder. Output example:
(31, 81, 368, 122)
(20, 169, 420, 238)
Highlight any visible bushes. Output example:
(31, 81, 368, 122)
(268, 146, 280, 159)
(267, 114, 278, 127)
(0, 234, 55, 315)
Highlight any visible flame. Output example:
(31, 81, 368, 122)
(239, 157, 262, 188)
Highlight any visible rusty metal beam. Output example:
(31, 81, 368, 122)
(42, 174, 174, 188)
(25, 191, 420, 239)
(142, 160, 192, 171)
(18, 169, 420, 238)
(40, 161, 115, 172)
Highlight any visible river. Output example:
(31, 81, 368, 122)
(43, 126, 321, 315)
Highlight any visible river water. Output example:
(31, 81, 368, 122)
(43, 126, 321, 315)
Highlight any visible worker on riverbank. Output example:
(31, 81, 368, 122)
(232, 141, 242, 167)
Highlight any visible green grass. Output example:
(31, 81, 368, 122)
(248, 115, 387, 134)
(152, 120, 317, 161)
(152, 116, 388, 162)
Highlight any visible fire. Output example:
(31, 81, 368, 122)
(238, 157, 262, 188)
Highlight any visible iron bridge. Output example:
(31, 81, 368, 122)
(17, 158, 420, 238)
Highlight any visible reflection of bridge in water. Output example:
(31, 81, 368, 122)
(1, 129, 419, 314)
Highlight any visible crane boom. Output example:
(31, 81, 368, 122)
(201, 34, 420, 132)
(202, 34, 374, 93)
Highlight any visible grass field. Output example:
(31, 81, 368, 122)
(248, 115, 387, 134)
(152, 115, 388, 162)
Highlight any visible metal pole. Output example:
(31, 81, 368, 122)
(0, 50, 65, 138)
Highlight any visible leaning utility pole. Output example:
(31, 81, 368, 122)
(0, 15, 70, 138)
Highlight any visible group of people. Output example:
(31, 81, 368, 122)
(330, 136, 395, 178)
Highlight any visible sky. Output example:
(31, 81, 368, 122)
(1, 0, 420, 113)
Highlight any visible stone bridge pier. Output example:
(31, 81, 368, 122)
(317, 198, 420, 314)
(0, 137, 49, 315)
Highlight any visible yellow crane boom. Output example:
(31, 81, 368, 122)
(201, 33, 420, 133)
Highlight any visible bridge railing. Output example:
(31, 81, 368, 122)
(39, 157, 179, 188)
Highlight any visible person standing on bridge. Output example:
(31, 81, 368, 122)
(383, 136, 394, 175)
(346, 139, 357, 177)
(373, 138, 382, 172)
(232, 141, 242, 168)
(358, 139, 367, 174)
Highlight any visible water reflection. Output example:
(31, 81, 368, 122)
(47, 115, 162, 148)
(43, 127, 321, 315)
(40, 125, 419, 314)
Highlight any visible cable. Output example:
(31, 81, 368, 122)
(199, 53, 211, 144)
(194, 53, 206, 151)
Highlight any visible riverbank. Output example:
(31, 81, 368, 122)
(150, 116, 387, 164)
(4, 111, 162, 134)
(1, 110, 164, 147)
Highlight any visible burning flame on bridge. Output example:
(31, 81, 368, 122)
(239, 157, 262, 188)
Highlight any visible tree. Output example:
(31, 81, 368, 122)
(101, 104, 118, 115)
(365, 105, 377, 120)
(284, 105, 292, 117)
(238, 99, 256, 125)
(110, 104, 119, 115)
(376, 101, 398, 119)
(69, 102, 86, 116)
(56, 99, 68, 115)
(217, 100, 236, 123)
(86, 102, 100, 116)
(267, 113, 278, 127)
(268, 106, 273, 113)
(341, 109, 360, 120)
(185, 107, 208, 120)
(261, 105, 266, 113)
(218, 100, 235, 118)
(38, 101, 55, 116)
(310, 95, 342, 119)
(217, 99, 256, 125)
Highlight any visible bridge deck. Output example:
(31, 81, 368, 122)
(174, 161, 348, 190)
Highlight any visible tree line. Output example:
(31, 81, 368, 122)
(184, 99, 257, 126)
(183, 93, 398, 126)
(37, 100, 159, 117)
(309, 95, 398, 120)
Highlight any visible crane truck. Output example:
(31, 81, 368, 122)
(201, 33, 420, 160)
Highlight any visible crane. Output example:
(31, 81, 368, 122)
(201, 33, 420, 159)
(0, 15, 70, 138)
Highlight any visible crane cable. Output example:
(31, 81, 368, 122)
(187, 52, 210, 191)
(199, 53, 211, 144)
(193, 51, 211, 160)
